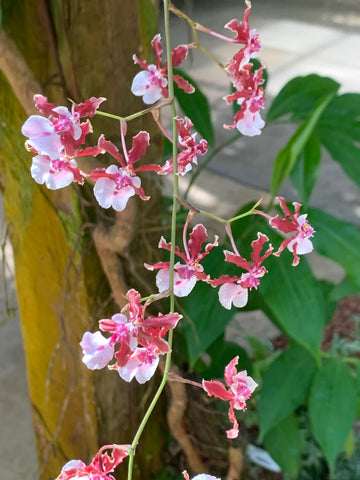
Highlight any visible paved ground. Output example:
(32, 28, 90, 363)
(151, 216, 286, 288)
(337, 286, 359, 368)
(1, 1, 360, 478)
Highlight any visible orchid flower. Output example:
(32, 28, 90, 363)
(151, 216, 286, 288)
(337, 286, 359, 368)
(210, 232, 272, 309)
(202, 356, 258, 439)
(22, 95, 106, 189)
(269, 197, 314, 266)
(90, 123, 151, 211)
(131, 34, 194, 104)
(146, 216, 218, 297)
(56, 445, 131, 480)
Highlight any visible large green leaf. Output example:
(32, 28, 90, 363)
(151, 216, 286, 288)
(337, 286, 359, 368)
(308, 207, 360, 287)
(258, 251, 325, 356)
(330, 277, 360, 302)
(173, 68, 214, 146)
(263, 414, 303, 479)
(309, 358, 357, 472)
(195, 336, 252, 378)
(231, 210, 325, 355)
(270, 94, 334, 196)
(259, 345, 317, 438)
(317, 93, 360, 189)
(290, 130, 321, 206)
(267, 74, 340, 123)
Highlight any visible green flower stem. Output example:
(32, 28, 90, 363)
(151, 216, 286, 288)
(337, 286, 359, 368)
(169, 3, 224, 70)
(228, 199, 263, 223)
(96, 98, 173, 123)
(197, 209, 227, 225)
(195, 199, 262, 226)
(127, 2, 178, 480)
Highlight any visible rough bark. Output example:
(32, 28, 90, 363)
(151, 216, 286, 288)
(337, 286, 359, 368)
(0, 1, 166, 479)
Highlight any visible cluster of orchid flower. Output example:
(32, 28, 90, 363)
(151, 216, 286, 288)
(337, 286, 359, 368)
(58, 446, 218, 480)
(21, 93, 206, 211)
(21, 2, 315, 480)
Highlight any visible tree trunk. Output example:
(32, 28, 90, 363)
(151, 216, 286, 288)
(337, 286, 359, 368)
(0, 1, 166, 479)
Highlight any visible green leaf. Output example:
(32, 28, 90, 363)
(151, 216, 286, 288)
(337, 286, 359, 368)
(330, 277, 360, 302)
(271, 94, 334, 196)
(309, 358, 357, 472)
(308, 207, 360, 287)
(173, 68, 214, 146)
(182, 248, 236, 367)
(258, 252, 325, 356)
(290, 130, 321, 206)
(318, 280, 337, 325)
(267, 74, 340, 123)
(259, 345, 317, 438)
(231, 211, 325, 355)
(246, 335, 270, 361)
(263, 414, 303, 479)
(317, 93, 360, 189)
(196, 337, 252, 378)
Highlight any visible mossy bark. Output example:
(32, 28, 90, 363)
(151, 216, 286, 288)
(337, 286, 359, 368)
(0, 1, 166, 479)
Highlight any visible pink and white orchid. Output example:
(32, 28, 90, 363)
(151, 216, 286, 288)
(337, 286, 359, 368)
(22, 95, 106, 189)
(202, 356, 258, 439)
(146, 221, 218, 297)
(56, 445, 131, 480)
(269, 197, 314, 266)
(80, 331, 115, 370)
(90, 127, 151, 211)
(131, 34, 194, 104)
(210, 232, 272, 309)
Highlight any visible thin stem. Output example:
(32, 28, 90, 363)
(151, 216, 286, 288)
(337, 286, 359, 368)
(96, 110, 124, 121)
(154, 116, 173, 143)
(126, 2, 178, 480)
(184, 131, 241, 199)
(120, 121, 130, 164)
(96, 98, 173, 123)
(182, 213, 192, 260)
(169, 4, 225, 70)
(194, 198, 262, 226)
(225, 223, 240, 256)
(197, 208, 228, 225)
(228, 198, 263, 223)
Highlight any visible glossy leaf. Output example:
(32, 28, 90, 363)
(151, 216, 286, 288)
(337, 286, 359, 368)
(317, 94, 360, 189)
(309, 358, 357, 471)
(173, 68, 214, 146)
(259, 344, 317, 438)
(231, 210, 325, 354)
(290, 130, 321, 206)
(308, 207, 360, 287)
(330, 277, 360, 302)
(271, 94, 334, 196)
(267, 74, 339, 123)
(263, 414, 303, 479)
(196, 336, 252, 378)
(258, 250, 325, 355)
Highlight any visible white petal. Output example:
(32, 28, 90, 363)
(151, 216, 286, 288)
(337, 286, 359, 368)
(236, 110, 265, 137)
(131, 71, 151, 96)
(218, 283, 248, 310)
(142, 85, 163, 104)
(155, 268, 170, 292)
(94, 177, 116, 209)
(111, 186, 135, 211)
